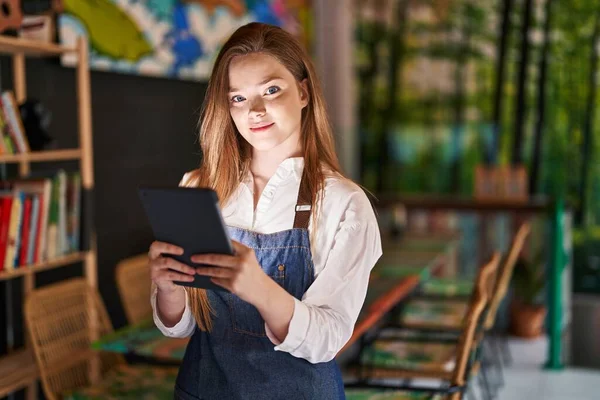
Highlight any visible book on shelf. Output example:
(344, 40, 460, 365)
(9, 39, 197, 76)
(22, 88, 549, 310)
(0, 90, 31, 155)
(0, 169, 81, 272)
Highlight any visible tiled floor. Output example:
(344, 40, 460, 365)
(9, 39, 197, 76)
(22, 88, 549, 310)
(488, 336, 600, 400)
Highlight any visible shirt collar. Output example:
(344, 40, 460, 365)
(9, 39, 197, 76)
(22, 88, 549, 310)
(241, 157, 304, 189)
(280, 157, 304, 181)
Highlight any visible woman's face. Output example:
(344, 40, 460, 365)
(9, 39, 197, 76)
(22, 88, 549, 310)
(228, 53, 308, 154)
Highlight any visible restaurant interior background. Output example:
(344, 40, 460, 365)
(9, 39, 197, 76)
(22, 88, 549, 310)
(0, 0, 599, 399)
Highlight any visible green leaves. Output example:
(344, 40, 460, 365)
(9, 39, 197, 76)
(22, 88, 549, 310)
(512, 252, 546, 305)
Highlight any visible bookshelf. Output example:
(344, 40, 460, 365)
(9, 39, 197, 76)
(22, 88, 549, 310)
(0, 348, 37, 397)
(0, 35, 96, 399)
(0, 252, 87, 281)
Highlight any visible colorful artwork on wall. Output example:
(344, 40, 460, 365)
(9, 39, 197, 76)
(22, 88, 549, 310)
(58, 0, 311, 80)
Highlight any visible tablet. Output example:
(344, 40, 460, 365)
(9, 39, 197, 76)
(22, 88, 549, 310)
(138, 186, 234, 292)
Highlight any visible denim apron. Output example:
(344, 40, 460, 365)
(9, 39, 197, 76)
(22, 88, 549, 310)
(174, 175, 346, 400)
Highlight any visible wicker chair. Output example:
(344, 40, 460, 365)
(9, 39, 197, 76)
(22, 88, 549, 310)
(25, 278, 177, 400)
(115, 253, 152, 324)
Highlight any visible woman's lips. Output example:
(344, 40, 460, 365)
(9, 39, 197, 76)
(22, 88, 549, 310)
(249, 122, 274, 132)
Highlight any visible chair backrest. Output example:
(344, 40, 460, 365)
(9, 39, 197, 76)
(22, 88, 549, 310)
(115, 253, 152, 324)
(484, 222, 531, 329)
(24, 278, 122, 400)
(451, 252, 501, 387)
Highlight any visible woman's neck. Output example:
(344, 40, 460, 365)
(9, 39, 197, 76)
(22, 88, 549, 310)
(249, 142, 302, 209)
(250, 144, 302, 181)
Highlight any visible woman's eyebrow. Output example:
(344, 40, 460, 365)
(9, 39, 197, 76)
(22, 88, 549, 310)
(229, 76, 284, 93)
(258, 75, 284, 85)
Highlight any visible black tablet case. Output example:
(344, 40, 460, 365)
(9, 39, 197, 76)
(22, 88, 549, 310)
(139, 186, 234, 292)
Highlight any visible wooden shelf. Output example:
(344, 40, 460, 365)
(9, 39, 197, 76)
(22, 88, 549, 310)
(0, 32, 94, 400)
(0, 349, 38, 397)
(0, 35, 75, 57)
(0, 252, 88, 281)
(0, 149, 82, 163)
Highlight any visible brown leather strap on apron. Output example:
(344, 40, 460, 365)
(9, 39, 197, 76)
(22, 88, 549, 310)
(293, 171, 312, 229)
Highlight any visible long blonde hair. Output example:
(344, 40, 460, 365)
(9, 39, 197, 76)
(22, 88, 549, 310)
(185, 22, 344, 331)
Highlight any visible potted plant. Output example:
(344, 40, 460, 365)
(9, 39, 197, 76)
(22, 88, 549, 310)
(509, 251, 547, 338)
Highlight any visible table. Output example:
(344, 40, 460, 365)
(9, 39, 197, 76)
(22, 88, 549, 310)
(94, 236, 457, 361)
(339, 249, 446, 354)
(64, 365, 179, 400)
(93, 319, 189, 361)
(381, 233, 460, 277)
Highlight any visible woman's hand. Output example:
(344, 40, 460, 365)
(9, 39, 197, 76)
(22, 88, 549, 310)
(194, 240, 296, 343)
(192, 240, 269, 305)
(148, 240, 196, 293)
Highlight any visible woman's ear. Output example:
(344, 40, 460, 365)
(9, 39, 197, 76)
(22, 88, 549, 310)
(299, 79, 309, 109)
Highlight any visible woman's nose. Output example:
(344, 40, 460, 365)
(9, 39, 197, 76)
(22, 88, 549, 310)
(249, 98, 266, 117)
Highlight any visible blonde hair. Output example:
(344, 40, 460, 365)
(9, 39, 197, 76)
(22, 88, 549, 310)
(185, 22, 344, 331)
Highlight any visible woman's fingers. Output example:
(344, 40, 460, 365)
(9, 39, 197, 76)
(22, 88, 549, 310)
(161, 270, 195, 282)
(151, 266, 195, 283)
(147, 242, 193, 291)
(191, 253, 238, 268)
(161, 257, 196, 275)
(196, 266, 234, 279)
(148, 241, 184, 260)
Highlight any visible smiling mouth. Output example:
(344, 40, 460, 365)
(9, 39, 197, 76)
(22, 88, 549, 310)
(249, 123, 274, 132)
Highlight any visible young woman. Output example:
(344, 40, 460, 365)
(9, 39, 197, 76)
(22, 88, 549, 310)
(149, 22, 382, 400)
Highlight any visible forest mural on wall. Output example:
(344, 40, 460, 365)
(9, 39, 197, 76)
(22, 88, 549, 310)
(355, 0, 600, 291)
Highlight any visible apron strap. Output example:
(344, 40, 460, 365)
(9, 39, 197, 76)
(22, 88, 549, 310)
(293, 170, 312, 229)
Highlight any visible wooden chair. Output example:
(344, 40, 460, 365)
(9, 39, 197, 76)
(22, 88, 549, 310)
(116, 253, 152, 324)
(483, 222, 531, 331)
(392, 222, 531, 333)
(25, 278, 177, 400)
(376, 223, 530, 399)
(421, 222, 531, 299)
(345, 252, 501, 400)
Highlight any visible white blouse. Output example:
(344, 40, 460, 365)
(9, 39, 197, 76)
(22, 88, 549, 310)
(151, 157, 382, 364)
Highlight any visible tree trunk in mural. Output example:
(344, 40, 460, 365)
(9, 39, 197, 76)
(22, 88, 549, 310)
(529, 0, 553, 195)
(376, 0, 409, 192)
(577, 9, 600, 225)
(450, 1, 472, 192)
(491, 0, 514, 165)
(512, 0, 533, 165)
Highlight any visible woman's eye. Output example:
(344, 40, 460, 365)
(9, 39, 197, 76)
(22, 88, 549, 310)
(231, 95, 245, 103)
(265, 86, 280, 95)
